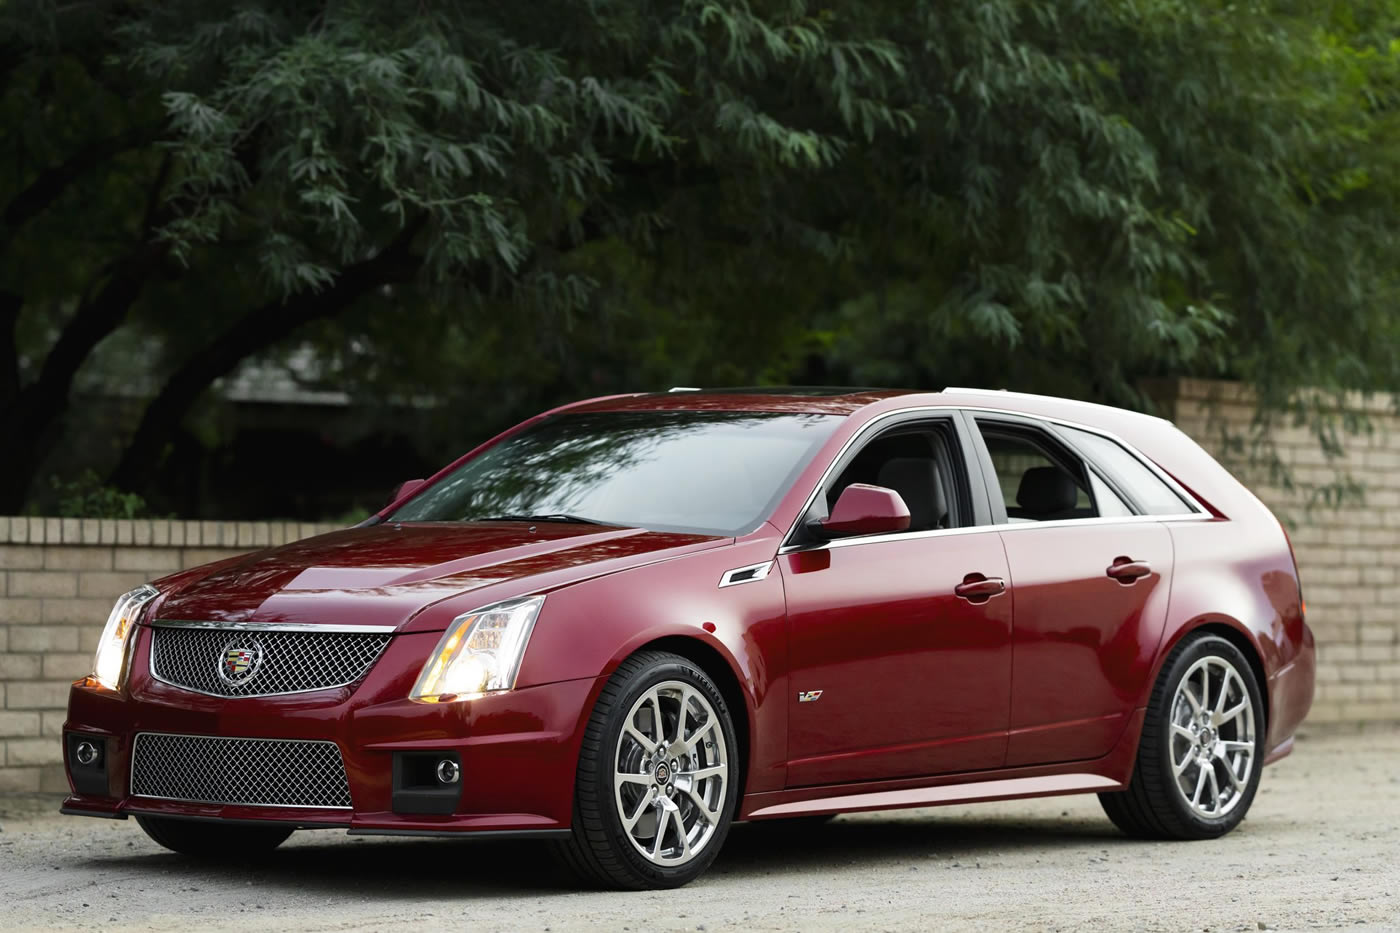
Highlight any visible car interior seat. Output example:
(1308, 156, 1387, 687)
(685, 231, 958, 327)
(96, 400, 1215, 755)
(876, 457, 949, 531)
(1012, 465, 1080, 521)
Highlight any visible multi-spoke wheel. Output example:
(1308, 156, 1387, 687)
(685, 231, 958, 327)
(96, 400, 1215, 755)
(613, 681, 729, 866)
(1100, 633, 1265, 840)
(1169, 655, 1256, 819)
(556, 651, 739, 889)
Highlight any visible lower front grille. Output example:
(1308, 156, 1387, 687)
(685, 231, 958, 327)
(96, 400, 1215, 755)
(130, 733, 352, 809)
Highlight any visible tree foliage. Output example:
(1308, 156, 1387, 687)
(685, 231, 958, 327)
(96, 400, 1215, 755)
(1, 0, 1398, 514)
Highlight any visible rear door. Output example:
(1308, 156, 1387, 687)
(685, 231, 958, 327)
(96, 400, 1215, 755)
(966, 413, 1183, 767)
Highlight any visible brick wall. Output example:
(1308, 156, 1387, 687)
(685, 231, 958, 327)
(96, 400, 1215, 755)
(1, 379, 1397, 794)
(1158, 379, 1400, 727)
(0, 519, 339, 792)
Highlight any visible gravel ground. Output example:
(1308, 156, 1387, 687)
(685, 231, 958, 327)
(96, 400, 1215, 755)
(1, 730, 1397, 932)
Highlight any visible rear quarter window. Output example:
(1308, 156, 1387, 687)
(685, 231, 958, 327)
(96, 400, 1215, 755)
(1063, 427, 1196, 516)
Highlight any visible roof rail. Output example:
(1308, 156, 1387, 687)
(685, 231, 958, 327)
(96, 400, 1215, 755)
(940, 386, 1170, 422)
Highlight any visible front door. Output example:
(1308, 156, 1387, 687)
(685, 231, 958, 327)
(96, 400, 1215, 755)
(781, 415, 1013, 787)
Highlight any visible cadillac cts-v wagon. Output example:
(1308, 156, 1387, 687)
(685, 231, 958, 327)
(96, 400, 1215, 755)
(62, 386, 1314, 888)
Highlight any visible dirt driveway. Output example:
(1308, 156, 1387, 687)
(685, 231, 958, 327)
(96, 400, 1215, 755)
(1, 730, 1396, 932)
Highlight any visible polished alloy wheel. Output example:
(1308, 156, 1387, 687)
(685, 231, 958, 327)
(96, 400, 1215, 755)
(613, 680, 728, 866)
(1169, 655, 1256, 819)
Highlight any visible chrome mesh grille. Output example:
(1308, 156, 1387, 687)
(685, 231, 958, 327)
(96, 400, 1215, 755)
(130, 733, 352, 808)
(150, 625, 392, 697)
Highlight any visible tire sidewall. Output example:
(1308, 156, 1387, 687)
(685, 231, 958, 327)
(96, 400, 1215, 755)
(591, 656, 740, 887)
(1153, 635, 1266, 836)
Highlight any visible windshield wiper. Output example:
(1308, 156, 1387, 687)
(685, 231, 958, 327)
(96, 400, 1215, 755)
(475, 513, 621, 527)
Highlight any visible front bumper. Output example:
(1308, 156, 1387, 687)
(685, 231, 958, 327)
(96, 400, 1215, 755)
(61, 624, 598, 836)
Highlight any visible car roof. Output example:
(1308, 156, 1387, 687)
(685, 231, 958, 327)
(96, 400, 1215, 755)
(564, 387, 917, 415)
(563, 386, 1173, 427)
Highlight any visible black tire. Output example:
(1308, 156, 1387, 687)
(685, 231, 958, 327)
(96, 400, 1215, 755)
(1099, 633, 1266, 840)
(554, 650, 740, 889)
(135, 815, 293, 858)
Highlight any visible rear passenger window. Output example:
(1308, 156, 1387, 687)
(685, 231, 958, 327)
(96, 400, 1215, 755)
(981, 429, 1108, 522)
(1062, 427, 1196, 515)
(1088, 471, 1133, 517)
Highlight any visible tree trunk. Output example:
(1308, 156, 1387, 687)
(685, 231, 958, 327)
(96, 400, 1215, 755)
(0, 291, 20, 407)
(0, 248, 165, 512)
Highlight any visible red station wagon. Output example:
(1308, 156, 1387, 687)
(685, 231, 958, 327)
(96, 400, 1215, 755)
(62, 387, 1315, 888)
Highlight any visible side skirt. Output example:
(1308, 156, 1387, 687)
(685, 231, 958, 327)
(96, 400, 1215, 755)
(741, 706, 1146, 821)
(745, 773, 1119, 819)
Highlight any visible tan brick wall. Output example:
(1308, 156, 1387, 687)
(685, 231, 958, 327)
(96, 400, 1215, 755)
(0, 519, 339, 793)
(1159, 378, 1400, 728)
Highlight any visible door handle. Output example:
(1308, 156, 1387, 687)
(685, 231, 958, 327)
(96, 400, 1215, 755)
(1106, 557, 1152, 583)
(955, 573, 1006, 603)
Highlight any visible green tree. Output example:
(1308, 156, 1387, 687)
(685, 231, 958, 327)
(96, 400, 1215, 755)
(818, 1, 1400, 413)
(2, 0, 1398, 515)
(1, 0, 908, 511)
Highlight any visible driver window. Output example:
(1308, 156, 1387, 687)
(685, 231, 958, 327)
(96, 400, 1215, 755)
(825, 422, 965, 532)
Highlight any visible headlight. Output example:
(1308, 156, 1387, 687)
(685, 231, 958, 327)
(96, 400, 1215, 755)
(409, 595, 545, 703)
(91, 585, 159, 690)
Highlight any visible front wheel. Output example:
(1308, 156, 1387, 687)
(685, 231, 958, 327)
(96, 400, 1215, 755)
(555, 651, 739, 889)
(135, 815, 293, 857)
(1099, 633, 1265, 840)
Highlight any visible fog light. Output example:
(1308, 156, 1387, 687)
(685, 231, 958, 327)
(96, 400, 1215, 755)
(392, 750, 461, 814)
(65, 732, 110, 796)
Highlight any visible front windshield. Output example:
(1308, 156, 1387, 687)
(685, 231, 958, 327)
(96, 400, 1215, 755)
(388, 410, 842, 536)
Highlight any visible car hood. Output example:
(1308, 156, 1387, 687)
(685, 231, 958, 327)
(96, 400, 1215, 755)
(153, 522, 726, 632)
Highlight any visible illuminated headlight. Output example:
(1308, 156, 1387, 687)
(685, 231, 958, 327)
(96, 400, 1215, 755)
(409, 595, 545, 703)
(91, 585, 159, 691)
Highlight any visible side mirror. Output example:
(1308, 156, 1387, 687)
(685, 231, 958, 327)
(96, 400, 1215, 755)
(387, 478, 426, 507)
(814, 483, 911, 538)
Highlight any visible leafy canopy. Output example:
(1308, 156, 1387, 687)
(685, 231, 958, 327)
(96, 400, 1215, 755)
(1, 0, 1397, 514)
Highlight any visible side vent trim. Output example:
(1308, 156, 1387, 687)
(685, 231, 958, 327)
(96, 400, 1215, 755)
(718, 560, 775, 588)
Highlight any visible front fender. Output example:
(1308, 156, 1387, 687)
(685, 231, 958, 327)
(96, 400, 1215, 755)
(514, 537, 788, 793)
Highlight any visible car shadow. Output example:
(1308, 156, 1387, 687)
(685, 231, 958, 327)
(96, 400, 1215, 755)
(75, 811, 1152, 899)
(719, 811, 1124, 875)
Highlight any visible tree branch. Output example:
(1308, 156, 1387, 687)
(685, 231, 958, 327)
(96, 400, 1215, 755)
(16, 243, 165, 431)
(1, 122, 162, 246)
(108, 216, 428, 490)
(0, 151, 177, 510)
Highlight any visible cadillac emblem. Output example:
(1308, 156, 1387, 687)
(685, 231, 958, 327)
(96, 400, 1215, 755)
(217, 639, 265, 687)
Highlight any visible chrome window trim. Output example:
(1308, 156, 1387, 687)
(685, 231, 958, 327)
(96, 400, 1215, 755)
(129, 731, 352, 810)
(776, 511, 1207, 555)
(148, 619, 398, 634)
(778, 404, 1210, 552)
(718, 560, 775, 588)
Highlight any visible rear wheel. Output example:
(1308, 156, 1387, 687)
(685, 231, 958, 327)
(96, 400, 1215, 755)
(1099, 633, 1264, 840)
(555, 651, 739, 889)
(135, 815, 293, 857)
